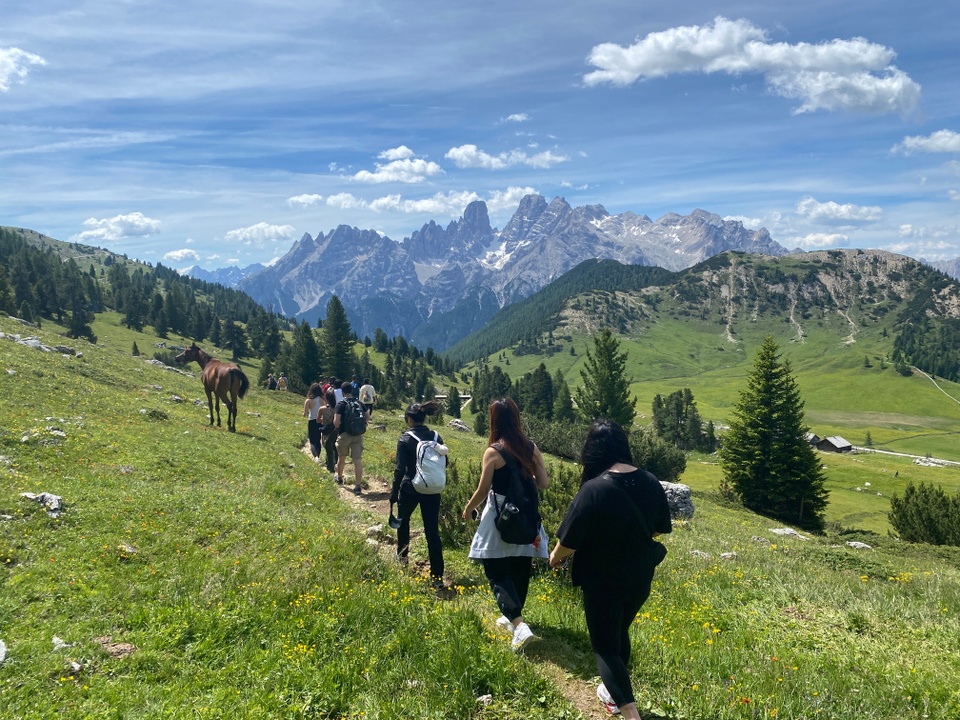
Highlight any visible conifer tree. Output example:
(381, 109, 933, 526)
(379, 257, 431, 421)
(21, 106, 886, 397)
(447, 385, 461, 418)
(323, 295, 355, 380)
(718, 336, 828, 532)
(552, 369, 576, 423)
(574, 328, 636, 427)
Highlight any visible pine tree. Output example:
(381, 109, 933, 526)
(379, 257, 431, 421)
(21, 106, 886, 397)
(447, 385, 462, 418)
(718, 336, 828, 532)
(574, 328, 636, 427)
(552, 369, 576, 423)
(323, 295, 355, 380)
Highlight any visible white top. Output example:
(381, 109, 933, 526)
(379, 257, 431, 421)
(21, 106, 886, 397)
(334, 388, 344, 404)
(305, 397, 321, 421)
(468, 490, 549, 560)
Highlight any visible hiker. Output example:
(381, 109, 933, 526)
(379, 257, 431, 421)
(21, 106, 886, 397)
(302, 383, 325, 463)
(549, 419, 672, 719)
(462, 397, 549, 650)
(358, 378, 377, 417)
(277, 373, 288, 391)
(390, 400, 446, 587)
(265, 373, 278, 390)
(319, 388, 338, 474)
(334, 381, 369, 493)
(351, 375, 361, 401)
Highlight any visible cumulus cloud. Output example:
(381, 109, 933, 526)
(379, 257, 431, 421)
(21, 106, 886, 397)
(323, 187, 536, 216)
(893, 129, 960, 154)
(787, 232, 849, 248)
(584, 16, 920, 115)
(378, 145, 415, 161)
(505, 113, 530, 123)
(164, 248, 200, 262)
(950, 190, 960, 201)
(796, 197, 882, 224)
(353, 157, 443, 184)
(224, 222, 296, 247)
(487, 186, 538, 212)
(898, 224, 954, 239)
(0, 47, 46, 92)
(326, 193, 367, 209)
(287, 193, 324, 208)
(445, 144, 569, 170)
(723, 215, 765, 228)
(72, 212, 161, 243)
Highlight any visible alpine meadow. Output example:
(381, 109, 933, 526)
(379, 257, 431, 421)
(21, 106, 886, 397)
(2, 226, 960, 719)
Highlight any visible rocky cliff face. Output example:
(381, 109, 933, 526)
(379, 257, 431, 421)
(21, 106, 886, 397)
(236, 194, 788, 347)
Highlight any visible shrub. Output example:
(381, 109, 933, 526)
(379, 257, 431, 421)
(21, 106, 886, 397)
(889, 481, 960, 546)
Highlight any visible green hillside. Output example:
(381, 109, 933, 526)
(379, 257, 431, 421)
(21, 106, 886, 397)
(461, 250, 960, 464)
(2, 306, 960, 718)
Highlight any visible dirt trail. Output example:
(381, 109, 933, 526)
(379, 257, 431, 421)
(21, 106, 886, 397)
(301, 444, 615, 719)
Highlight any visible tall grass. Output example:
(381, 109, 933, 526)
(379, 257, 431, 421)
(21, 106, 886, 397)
(2, 313, 959, 718)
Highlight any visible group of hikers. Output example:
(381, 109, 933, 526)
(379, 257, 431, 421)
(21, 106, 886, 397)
(386, 395, 672, 719)
(301, 376, 378, 493)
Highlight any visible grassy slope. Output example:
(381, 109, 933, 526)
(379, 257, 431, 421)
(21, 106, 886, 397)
(2, 313, 960, 718)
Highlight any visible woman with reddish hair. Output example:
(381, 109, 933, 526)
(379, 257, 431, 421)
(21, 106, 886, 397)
(463, 397, 549, 650)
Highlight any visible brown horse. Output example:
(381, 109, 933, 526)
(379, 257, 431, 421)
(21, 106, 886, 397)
(176, 344, 250, 432)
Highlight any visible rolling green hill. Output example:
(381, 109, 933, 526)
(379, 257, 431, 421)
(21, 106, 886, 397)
(2, 296, 959, 718)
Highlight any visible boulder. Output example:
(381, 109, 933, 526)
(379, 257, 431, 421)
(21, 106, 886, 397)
(661, 481, 694, 519)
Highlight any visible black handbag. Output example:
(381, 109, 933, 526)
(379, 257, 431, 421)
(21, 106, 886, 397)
(492, 443, 540, 545)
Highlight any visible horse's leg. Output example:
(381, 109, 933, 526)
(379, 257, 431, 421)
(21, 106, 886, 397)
(206, 388, 215, 426)
(227, 386, 238, 432)
(215, 392, 222, 427)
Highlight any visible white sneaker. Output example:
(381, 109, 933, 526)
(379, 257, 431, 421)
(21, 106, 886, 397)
(511, 622, 536, 651)
(597, 683, 619, 715)
(495, 615, 513, 631)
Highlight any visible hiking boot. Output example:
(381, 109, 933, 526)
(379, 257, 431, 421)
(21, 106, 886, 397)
(430, 577, 444, 591)
(511, 622, 537, 651)
(352, 484, 362, 495)
(597, 683, 619, 715)
(335, 475, 344, 485)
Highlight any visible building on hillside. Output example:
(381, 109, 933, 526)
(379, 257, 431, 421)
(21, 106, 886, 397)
(805, 432, 820, 445)
(816, 436, 852, 453)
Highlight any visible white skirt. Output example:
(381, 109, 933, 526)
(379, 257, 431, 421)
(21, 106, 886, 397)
(468, 490, 549, 560)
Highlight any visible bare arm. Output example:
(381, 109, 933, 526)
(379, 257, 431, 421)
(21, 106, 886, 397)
(532, 444, 549, 490)
(549, 542, 574, 568)
(462, 447, 502, 519)
(303, 398, 312, 417)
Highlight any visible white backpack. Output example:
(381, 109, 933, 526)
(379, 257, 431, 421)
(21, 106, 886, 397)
(405, 430, 448, 494)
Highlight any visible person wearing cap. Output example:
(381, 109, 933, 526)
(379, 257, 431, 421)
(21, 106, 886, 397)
(390, 400, 445, 588)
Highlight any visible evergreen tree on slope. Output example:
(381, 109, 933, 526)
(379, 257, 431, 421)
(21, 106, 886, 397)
(574, 328, 636, 428)
(718, 336, 828, 532)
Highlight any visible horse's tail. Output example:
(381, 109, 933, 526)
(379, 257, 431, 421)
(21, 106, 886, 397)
(235, 369, 250, 399)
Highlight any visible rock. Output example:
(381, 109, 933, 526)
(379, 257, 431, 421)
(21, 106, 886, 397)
(0, 639, 6, 663)
(661, 481, 694, 519)
(53, 345, 76, 355)
(770, 528, 809, 540)
(690, 550, 711, 559)
(477, 694, 493, 707)
(20, 492, 63, 513)
(170, 395, 183, 403)
(846, 541, 873, 550)
(52, 636, 72, 651)
(751, 535, 771, 545)
(720, 551, 738, 560)
(447, 419, 472, 432)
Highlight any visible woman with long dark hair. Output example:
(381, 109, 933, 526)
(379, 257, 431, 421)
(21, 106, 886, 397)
(549, 419, 672, 718)
(319, 387, 338, 475)
(462, 397, 549, 650)
(391, 400, 446, 587)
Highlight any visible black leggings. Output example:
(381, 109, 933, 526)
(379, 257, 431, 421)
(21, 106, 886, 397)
(307, 419, 322, 458)
(582, 582, 651, 709)
(482, 556, 533, 622)
(396, 484, 443, 579)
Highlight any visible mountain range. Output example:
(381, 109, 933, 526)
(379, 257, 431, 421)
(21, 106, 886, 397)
(208, 194, 789, 350)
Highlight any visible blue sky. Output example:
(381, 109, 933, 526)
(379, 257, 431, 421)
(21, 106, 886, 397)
(2, 0, 958, 270)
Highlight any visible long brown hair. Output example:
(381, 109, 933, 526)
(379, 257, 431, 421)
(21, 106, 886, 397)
(487, 397, 536, 478)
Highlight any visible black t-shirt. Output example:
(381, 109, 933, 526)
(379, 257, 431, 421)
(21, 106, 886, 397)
(556, 469, 672, 590)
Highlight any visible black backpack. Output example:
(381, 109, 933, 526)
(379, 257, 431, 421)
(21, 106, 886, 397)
(491, 443, 540, 545)
(340, 397, 368, 436)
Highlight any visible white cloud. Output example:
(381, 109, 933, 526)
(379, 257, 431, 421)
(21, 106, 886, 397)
(950, 190, 960, 201)
(353, 157, 443, 184)
(893, 129, 960, 154)
(72, 212, 161, 243)
(796, 197, 882, 224)
(584, 16, 920, 115)
(326, 192, 366, 209)
(378, 145, 415, 161)
(224, 222, 296, 247)
(287, 193, 324, 208)
(487, 186, 538, 212)
(723, 215, 765, 228)
(787, 232, 849, 248)
(445, 144, 569, 170)
(164, 248, 200, 262)
(898, 224, 954, 239)
(0, 47, 46, 92)
(505, 113, 530, 123)
(206, 254, 221, 260)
